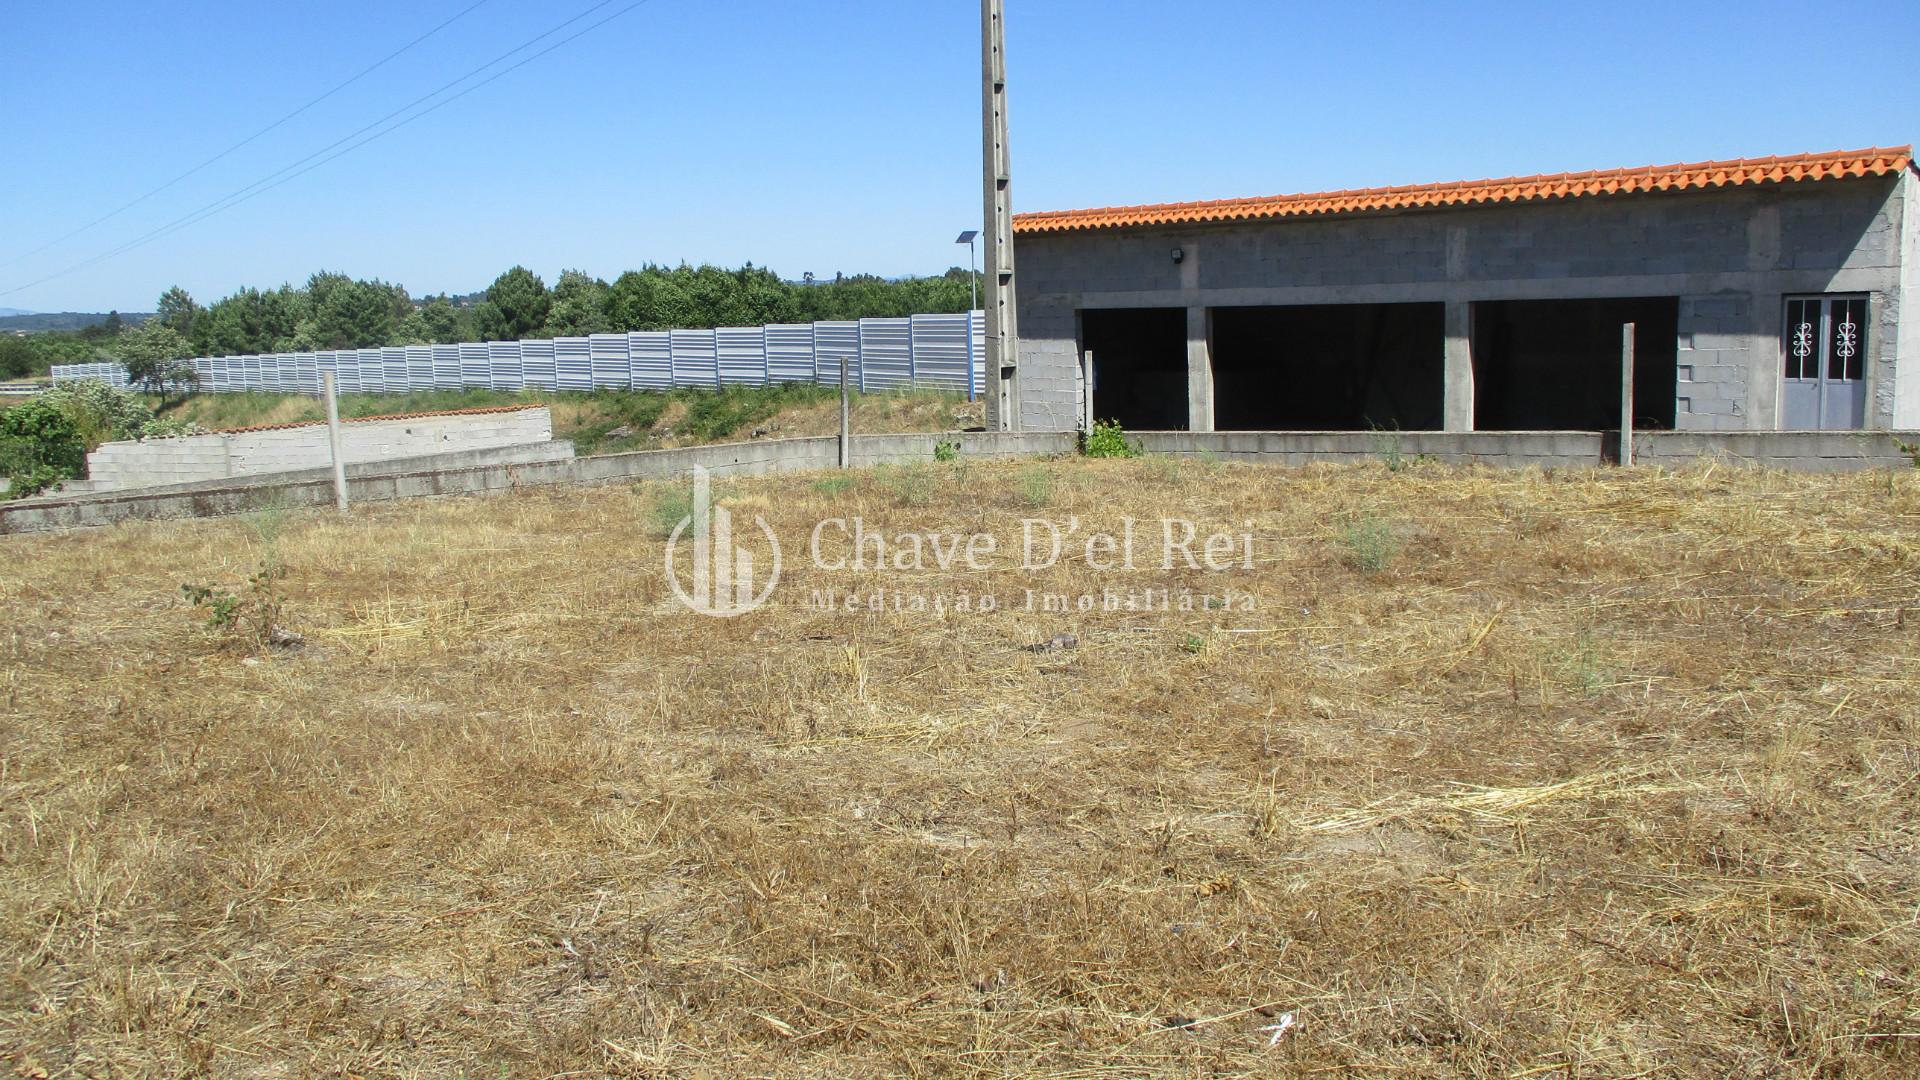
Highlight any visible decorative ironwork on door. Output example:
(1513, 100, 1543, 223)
(1781, 295, 1868, 429)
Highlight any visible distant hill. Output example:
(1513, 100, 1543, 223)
(0, 307, 33, 317)
(0, 311, 153, 333)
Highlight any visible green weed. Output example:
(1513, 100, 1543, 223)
(1336, 515, 1404, 573)
(648, 485, 693, 539)
(1019, 465, 1053, 508)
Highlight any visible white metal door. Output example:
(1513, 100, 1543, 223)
(1782, 295, 1868, 430)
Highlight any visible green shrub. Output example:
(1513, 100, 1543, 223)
(182, 559, 288, 650)
(1335, 515, 1404, 573)
(2, 462, 69, 500)
(1083, 420, 1139, 459)
(39, 379, 204, 447)
(933, 439, 960, 463)
(648, 485, 693, 539)
(0, 397, 86, 497)
(1019, 465, 1052, 508)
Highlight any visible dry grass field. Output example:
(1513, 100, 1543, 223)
(2, 457, 1917, 1077)
(147, 387, 981, 456)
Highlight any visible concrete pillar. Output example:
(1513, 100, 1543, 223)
(1745, 201, 1784, 431)
(1186, 305, 1214, 432)
(1443, 300, 1474, 432)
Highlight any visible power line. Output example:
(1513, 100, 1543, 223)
(0, 0, 494, 270)
(1, 0, 652, 299)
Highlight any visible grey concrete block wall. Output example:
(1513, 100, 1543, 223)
(84, 407, 554, 492)
(1132, 430, 1603, 467)
(1015, 171, 1919, 433)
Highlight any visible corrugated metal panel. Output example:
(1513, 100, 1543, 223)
(908, 313, 971, 391)
(367, 348, 391, 392)
(431, 345, 462, 389)
(381, 347, 409, 393)
(295, 351, 321, 394)
(669, 329, 718, 390)
(858, 318, 912, 391)
(459, 342, 492, 388)
(402, 345, 434, 392)
(813, 321, 860, 390)
(589, 333, 629, 388)
(323, 352, 347, 393)
(521, 338, 558, 392)
(765, 323, 814, 385)
(554, 337, 593, 391)
(628, 331, 671, 390)
(716, 326, 765, 386)
(971, 310, 985, 398)
(47, 310, 989, 400)
(488, 341, 524, 390)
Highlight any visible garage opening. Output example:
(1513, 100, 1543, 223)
(1472, 297, 1678, 430)
(1209, 303, 1444, 430)
(1080, 308, 1188, 430)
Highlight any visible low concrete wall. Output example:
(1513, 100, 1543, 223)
(41, 439, 577, 501)
(1635, 430, 1920, 471)
(1133, 430, 1604, 467)
(83, 406, 554, 492)
(6, 428, 1917, 536)
(0, 431, 1078, 534)
(1135, 429, 1920, 471)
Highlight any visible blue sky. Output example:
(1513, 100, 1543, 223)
(3, 0, 1917, 313)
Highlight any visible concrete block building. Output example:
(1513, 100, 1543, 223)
(1008, 147, 1919, 434)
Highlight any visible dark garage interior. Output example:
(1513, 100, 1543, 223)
(1080, 308, 1189, 430)
(1208, 303, 1445, 430)
(1472, 297, 1678, 430)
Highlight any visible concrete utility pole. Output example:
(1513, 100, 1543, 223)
(981, 0, 1019, 431)
(322, 371, 348, 512)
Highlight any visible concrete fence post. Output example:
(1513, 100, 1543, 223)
(838, 354, 851, 470)
(1620, 322, 1636, 467)
(323, 372, 349, 513)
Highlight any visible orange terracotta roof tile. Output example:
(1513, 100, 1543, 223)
(212, 402, 546, 435)
(1012, 147, 1914, 234)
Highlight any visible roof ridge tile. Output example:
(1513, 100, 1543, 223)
(1013, 146, 1913, 234)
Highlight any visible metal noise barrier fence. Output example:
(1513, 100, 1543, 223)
(52, 311, 987, 398)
